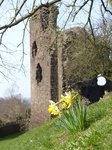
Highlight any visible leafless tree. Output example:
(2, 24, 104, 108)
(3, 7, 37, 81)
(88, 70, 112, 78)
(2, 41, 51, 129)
(0, 93, 30, 123)
(0, 0, 112, 78)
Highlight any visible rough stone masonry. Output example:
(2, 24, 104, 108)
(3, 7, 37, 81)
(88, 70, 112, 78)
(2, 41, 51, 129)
(30, 5, 59, 127)
(30, 5, 112, 128)
(30, 5, 87, 127)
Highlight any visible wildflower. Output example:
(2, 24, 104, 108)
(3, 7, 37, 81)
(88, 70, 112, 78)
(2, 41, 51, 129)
(60, 94, 68, 109)
(30, 140, 33, 143)
(48, 100, 60, 115)
(48, 90, 78, 115)
(62, 102, 67, 109)
(61, 91, 78, 109)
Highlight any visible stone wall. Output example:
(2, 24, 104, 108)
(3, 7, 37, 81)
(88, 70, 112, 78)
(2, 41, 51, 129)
(30, 5, 59, 127)
(57, 27, 83, 95)
(30, 5, 112, 127)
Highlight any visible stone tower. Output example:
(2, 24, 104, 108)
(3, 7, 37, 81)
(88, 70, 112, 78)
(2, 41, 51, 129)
(30, 5, 59, 127)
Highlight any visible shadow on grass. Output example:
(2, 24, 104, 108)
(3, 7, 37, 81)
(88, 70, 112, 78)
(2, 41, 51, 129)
(0, 132, 23, 141)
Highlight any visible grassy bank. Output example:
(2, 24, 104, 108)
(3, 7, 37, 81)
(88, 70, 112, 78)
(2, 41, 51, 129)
(0, 94, 112, 150)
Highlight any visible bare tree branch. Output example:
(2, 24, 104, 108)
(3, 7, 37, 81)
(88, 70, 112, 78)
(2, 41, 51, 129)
(18, 18, 29, 72)
(10, 0, 27, 25)
(72, 0, 89, 22)
(88, 0, 95, 42)
(0, 0, 61, 31)
(101, 0, 112, 15)
(0, 0, 4, 6)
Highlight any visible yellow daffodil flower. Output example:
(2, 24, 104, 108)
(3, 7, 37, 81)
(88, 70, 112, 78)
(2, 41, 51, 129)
(48, 90, 78, 115)
(65, 91, 73, 108)
(48, 100, 55, 113)
(48, 100, 60, 115)
(62, 102, 67, 109)
(61, 91, 78, 109)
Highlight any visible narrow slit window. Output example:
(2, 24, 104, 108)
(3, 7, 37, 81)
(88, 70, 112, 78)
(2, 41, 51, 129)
(32, 41, 37, 58)
(36, 63, 42, 85)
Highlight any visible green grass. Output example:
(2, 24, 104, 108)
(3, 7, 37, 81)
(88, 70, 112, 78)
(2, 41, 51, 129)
(0, 94, 112, 150)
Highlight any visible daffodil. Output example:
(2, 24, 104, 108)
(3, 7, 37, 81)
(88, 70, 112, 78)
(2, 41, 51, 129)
(48, 100, 60, 115)
(65, 91, 73, 108)
(53, 105, 60, 115)
(61, 91, 78, 109)
(48, 100, 55, 113)
(62, 102, 67, 109)
(48, 90, 78, 115)
(59, 94, 65, 102)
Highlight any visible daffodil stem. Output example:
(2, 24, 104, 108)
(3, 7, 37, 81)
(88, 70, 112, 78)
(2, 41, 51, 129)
(55, 100, 64, 105)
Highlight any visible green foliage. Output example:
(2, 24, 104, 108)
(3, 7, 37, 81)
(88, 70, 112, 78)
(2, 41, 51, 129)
(63, 27, 112, 85)
(56, 96, 87, 133)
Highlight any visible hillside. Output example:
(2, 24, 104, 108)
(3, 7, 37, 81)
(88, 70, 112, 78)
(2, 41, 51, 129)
(0, 94, 112, 150)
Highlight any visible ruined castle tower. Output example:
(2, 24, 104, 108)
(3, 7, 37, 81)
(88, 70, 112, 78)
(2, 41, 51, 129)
(30, 5, 112, 128)
(30, 5, 59, 127)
